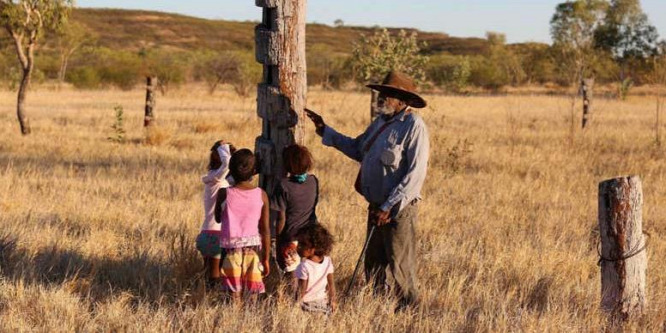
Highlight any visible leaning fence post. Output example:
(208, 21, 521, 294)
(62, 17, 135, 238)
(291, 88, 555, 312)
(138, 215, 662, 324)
(598, 175, 647, 320)
(144, 76, 157, 127)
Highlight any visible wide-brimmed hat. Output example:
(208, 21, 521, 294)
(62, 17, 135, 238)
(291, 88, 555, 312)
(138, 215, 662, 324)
(366, 71, 427, 109)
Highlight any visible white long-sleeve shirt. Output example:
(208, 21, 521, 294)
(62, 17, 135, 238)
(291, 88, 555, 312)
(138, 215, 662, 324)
(200, 144, 234, 232)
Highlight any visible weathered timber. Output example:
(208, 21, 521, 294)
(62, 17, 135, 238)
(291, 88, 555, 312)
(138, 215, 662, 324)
(370, 90, 380, 121)
(581, 78, 593, 129)
(598, 176, 647, 320)
(254, 0, 307, 197)
(256, 0, 279, 7)
(255, 27, 279, 66)
(144, 76, 157, 127)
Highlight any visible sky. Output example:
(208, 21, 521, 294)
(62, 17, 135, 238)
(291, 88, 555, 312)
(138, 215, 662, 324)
(77, 0, 666, 44)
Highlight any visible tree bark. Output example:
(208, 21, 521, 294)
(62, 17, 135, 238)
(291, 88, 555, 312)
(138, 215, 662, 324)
(15, 39, 35, 136)
(58, 49, 75, 84)
(144, 76, 157, 127)
(17, 67, 32, 135)
(598, 176, 647, 321)
(254, 0, 307, 197)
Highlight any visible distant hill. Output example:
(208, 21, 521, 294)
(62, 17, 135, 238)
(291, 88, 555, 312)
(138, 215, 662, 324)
(70, 8, 499, 56)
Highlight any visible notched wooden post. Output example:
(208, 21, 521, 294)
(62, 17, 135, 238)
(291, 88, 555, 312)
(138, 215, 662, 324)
(254, 0, 307, 293)
(598, 175, 647, 321)
(254, 0, 307, 197)
(581, 78, 593, 129)
(144, 76, 157, 127)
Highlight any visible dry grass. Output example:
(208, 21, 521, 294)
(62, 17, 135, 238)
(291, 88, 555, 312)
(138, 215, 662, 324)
(1, 85, 666, 332)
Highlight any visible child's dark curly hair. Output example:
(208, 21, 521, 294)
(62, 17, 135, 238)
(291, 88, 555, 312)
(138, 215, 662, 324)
(296, 224, 334, 257)
(229, 149, 256, 182)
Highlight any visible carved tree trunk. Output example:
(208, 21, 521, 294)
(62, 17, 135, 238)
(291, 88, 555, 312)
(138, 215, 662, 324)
(254, 0, 307, 197)
(144, 76, 156, 127)
(581, 78, 593, 129)
(598, 176, 647, 321)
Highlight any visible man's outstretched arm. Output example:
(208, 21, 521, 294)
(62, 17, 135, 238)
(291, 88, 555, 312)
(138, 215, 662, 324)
(305, 108, 369, 162)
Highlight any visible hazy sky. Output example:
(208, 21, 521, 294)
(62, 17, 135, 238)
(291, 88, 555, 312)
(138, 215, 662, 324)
(77, 0, 666, 44)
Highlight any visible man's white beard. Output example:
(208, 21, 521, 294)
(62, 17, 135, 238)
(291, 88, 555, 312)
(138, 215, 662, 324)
(377, 105, 394, 116)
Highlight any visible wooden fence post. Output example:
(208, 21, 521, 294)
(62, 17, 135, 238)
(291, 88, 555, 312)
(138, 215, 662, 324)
(370, 89, 380, 121)
(144, 76, 157, 127)
(598, 176, 647, 320)
(581, 78, 593, 129)
(254, 0, 307, 197)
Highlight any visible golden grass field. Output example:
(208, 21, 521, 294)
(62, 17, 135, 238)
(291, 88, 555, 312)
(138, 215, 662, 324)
(1, 85, 665, 332)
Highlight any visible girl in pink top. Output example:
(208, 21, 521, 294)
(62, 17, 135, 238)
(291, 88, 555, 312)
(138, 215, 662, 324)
(214, 149, 270, 300)
(196, 140, 235, 288)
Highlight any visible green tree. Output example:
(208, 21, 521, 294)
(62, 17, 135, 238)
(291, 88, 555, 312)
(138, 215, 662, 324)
(350, 28, 429, 118)
(55, 21, 95, 85)
(487, 32, 525, 88)
(512, 43, 557, 84)
(427, 54, 471, 93)
(551, 0, 608, 129)
(197, 50, 260, 97)
(1, 0, 74, 135)
(144, 49, 188, 95)
(550, 0, 608, 86)
(96, 48, 142, 90)
(594, 0, 659, 85)
(449, 56, 471, 93)
(595, 0, 659, 60)
(307, 43, 349, 89)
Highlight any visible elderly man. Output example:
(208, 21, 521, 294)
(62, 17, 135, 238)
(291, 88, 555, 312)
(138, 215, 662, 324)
(305, 71, 430, 309)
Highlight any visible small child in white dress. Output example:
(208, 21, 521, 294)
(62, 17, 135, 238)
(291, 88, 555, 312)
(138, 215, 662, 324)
(294, 224, 336, 314)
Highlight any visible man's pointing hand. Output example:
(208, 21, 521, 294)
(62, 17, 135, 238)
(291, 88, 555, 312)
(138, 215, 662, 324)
(305, 108, 326, 136)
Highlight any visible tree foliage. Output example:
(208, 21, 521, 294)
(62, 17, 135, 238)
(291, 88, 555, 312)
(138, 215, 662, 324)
(595, 0, 659, 60)
(550, 0, 609, 85)
(143, 49, 188, 95)
(196, 50, 260, 97)
(54, 21, 96, 83)
(307, 43, 349, 89)
(551, 0, 608, 50)
(484, 32, 525, 88)
(351, 28, 428, 86)
(1, 0, 74, 134)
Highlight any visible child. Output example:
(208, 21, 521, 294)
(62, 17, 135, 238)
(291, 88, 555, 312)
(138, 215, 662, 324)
(271, 144, 319, 277)
(195, 140, 235, 288)
(295, 224, 336, 314)
(215, 149, 271, 301)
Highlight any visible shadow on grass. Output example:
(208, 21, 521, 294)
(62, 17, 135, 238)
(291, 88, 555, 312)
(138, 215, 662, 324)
(0, 233, 205, 306)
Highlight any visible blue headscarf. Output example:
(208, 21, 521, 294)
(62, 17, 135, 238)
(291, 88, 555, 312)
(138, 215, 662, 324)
(290, 173, 308, 184)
